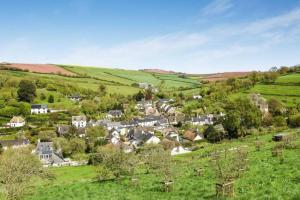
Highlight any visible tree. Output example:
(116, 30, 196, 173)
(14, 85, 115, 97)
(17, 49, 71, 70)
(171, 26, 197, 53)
(268, 98, 284, 116)
(40, 93, 46, 101)
(288, 114, 300, 127)
(135, 91, 144, 101)
(223, 98, 262, 138)
(144, 87, 153, 100)
(48, 94, 54, 103)
(70, 138, 86, 154)
(86, 126, 107, 152)
(17, 80, 36, 102)
(99, 84, 107, 96)
(272, 116, 287, 127)
(205, 125, 225, 143)
(95, 146, 137, 181)
(0, 148, 49, 200)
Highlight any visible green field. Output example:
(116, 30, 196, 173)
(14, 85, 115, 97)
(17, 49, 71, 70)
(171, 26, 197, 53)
(63, 65, 201, 90)
(23, 130, 300, 200)
(275, 73, 300, 85)
(230, 73, 300, 107)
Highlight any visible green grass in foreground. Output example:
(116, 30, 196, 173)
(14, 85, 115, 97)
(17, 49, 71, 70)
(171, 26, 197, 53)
(24, 130, 300, 200)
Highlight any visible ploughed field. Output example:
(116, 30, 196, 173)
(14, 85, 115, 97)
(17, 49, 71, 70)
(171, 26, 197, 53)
(23, 130, 300, 200)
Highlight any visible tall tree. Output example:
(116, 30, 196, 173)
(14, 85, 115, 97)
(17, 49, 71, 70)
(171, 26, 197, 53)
(17, 80, 36, 102)
(0, 148, 49, 200)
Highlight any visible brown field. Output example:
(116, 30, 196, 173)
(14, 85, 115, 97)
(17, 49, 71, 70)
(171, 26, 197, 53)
(3, 63, 76, 76)
(200, 72, 250, 82)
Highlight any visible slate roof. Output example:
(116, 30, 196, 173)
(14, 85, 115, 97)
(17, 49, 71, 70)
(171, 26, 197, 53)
(72, 115, 86, 122)
(31, 104, 48, 109)
(108, 110, 123, 116)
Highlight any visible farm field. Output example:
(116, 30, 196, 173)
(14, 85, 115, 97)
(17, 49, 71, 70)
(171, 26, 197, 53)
(2, 63, 76, 76)
(230, 73, 300, 107)
(63, 65, 201, 89)
(23, 130, 300, 200)
(275, 73, 300, 85)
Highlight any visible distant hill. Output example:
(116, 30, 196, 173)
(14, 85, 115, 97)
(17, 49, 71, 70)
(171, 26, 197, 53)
(200, 72, 251, 82)
(0, 63, 76, 76)
(139, 68, 177, 74)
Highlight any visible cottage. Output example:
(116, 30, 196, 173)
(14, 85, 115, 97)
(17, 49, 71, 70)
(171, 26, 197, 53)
(31, 104, 48, 114)
(7, 116, 25, 127)
(106, 128, 121, 145)
(72, 115, 87, 128)
(171, 146, 191, 156)
(69, 94, 81, 102)
(107, 110, 123, 119)
(35, 141, 66, 167)
(135, 116, 168, 127)
(189, 114, 214, 126)
(128, 129, 160, 147)
(138, 82, 153, 89)
(183, 130, 203, 142)
(193, 95, 203, 100)
(0, 139, 30, 150)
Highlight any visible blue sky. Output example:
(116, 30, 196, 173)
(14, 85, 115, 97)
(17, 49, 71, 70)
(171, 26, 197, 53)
(1, 0, 300, 73)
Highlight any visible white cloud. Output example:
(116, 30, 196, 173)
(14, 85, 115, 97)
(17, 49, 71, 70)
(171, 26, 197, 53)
(2, 6, 300, 73)
(201, 0, 233, 16)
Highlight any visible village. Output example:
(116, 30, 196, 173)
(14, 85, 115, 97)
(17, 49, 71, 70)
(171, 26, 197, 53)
(0, 88, 223, 167)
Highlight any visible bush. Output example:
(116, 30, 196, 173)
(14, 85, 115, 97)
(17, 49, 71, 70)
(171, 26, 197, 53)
(288, 114, 300, 127)
(48, 95, 54, 103)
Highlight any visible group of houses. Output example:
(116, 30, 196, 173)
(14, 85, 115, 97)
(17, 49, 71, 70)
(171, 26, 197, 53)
(1, 96, 220, 167)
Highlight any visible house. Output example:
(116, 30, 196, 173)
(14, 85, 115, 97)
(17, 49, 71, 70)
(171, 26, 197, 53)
(106, 128, 121, 145)
(165, 131, 180, 142)
(189, 114, 214, 126)
(0, 139, 30, 150)
(171, 146, 191, 156)
(69, 94, 81, 102)
(193, 95, 202, 100)
(35, 141, 67, 167)
(138, 82, 153, 89)
(107, 110, 123, 119)
(135, 116, 168, 127)
(31, 104, 48, 114)
(7, 116, 25, 127)
(156, 101, 176, 115)
(72, 115, 87, 128)
(127, 129, 160, 147)
(136, 100, 153, 111)
(183, 130, 203, 142)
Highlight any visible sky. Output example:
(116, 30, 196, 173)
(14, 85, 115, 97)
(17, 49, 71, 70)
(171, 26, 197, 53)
(0, 0, 300, 73)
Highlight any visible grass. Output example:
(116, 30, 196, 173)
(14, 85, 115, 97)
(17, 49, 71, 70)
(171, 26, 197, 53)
(23, 130, 300, 200)
(275, 73, 300, 85)
(230, 73, 300, 107)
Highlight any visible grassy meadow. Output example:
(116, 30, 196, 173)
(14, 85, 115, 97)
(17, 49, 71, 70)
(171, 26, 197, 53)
(23, 129, 300, 200)
(230, 73, 300, 107)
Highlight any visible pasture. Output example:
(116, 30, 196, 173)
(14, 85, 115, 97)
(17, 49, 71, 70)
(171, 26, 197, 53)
(24, 130, 300, 200)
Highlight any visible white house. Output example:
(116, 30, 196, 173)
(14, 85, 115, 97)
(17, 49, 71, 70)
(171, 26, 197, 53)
(72, 115, 87, 128)
(31, 104, 48, 114)
(171, 146, 191, 156)
(145, 135, 160, 144)
(8, 116, 25, 127)
(193, 95, 202, 100)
